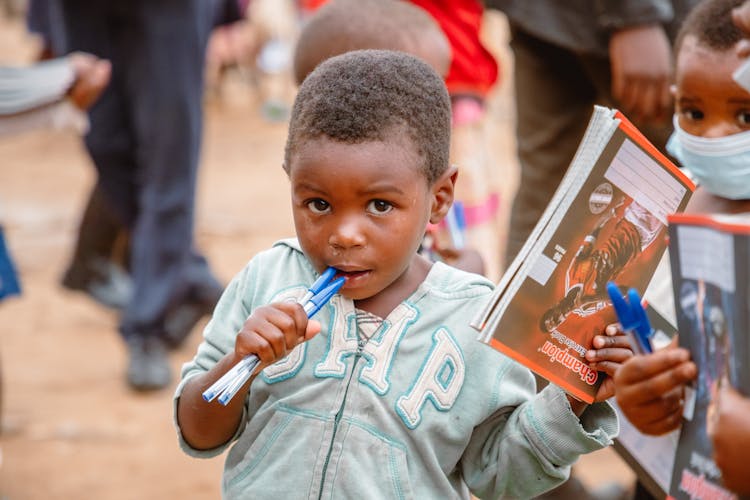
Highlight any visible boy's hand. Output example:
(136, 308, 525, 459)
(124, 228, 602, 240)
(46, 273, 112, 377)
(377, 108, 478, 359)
(613, 338, 696, 435)
(584, 323, 635, 402)
(567, 323, 634, 415)
(234, 301, 322, 368)
(708, 383, 750, 495)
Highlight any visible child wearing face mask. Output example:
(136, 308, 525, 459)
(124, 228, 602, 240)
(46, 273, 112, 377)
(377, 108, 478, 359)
(614, 0, 750, 496)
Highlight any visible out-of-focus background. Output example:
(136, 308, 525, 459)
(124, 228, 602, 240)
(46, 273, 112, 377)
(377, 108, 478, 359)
(0, 1, 635, 498)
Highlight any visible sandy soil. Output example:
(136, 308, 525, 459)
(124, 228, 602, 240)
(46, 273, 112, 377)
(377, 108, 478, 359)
(0, 12, 635, 499)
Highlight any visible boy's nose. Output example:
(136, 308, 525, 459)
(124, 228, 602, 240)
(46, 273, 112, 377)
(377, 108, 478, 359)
(702, 121, 739, 138)
(328, 217, 366, 250)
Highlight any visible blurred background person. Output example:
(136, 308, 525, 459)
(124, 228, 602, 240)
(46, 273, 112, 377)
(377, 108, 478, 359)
(57, 0, 225, 391)
(487, 1, 700, 269)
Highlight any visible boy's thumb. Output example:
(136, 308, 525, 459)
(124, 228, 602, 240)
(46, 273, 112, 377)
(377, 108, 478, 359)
(305, 319, 322, 340)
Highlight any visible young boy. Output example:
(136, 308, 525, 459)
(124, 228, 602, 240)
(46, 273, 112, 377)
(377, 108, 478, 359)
(174, 50, 627, 498)
(614, 0, 750, 495)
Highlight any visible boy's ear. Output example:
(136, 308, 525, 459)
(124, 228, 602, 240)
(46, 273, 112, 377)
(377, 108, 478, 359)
(670, 84, 677, 98)
(429, 164, 458, 224)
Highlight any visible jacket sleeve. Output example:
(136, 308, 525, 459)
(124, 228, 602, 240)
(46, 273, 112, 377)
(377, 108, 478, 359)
(594, 0, 674, 31)
(173, 260, 258, 458)
(459, 361, 618, 499)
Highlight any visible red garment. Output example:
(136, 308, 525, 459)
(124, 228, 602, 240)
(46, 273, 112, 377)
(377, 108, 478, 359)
(299, 0, 499, 97)
(407, 0, 499, 97)
(298, 0, 328, 14)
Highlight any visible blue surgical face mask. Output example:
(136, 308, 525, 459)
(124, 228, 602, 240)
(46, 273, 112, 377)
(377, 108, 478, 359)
(666, 116, 750, 200)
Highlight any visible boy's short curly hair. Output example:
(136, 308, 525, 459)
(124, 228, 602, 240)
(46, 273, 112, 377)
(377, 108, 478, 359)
(675, 0, 745, 53)
(283, 49, 451, 185)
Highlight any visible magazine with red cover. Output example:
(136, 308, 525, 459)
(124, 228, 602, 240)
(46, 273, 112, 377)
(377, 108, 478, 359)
(666, 213, 750, 500)
(472, 106, 695, 403)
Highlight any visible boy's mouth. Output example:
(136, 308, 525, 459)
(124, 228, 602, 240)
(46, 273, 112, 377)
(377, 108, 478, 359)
(332, 268, 371, 286)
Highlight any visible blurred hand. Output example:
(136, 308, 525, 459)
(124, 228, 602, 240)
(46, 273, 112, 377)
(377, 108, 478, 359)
(734, 2, 750, 38)
(609, 24, 672, 124)
(432, 245, 486, 276)
(733, 2, 750, 58)
(613, 337, 696, 435)
(708, 382, 750, 495)
(67, 52, 111, 110)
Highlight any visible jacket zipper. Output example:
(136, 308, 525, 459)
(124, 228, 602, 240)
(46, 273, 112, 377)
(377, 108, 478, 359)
(317, 338, 367, 500)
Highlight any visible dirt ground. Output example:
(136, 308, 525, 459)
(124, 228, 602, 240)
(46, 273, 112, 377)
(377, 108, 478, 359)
(0, 11, 635, 500)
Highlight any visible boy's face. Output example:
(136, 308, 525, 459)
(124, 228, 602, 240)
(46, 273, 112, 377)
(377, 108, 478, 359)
(287, 135, 454, 304)
(674, 35, 750, 138)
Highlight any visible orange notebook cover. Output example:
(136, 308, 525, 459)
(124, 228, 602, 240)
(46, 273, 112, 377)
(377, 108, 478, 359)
(473, 106, 695, 403)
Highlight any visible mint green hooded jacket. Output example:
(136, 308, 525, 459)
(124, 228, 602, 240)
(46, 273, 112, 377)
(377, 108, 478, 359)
(174, 240, 617, 499)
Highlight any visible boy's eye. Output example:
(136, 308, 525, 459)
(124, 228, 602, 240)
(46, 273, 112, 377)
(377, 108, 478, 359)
(737, 110, 750, 126)
(681, 108, 704, 121)
(367, 199, 393, 214)
(307, 199, 331, 214)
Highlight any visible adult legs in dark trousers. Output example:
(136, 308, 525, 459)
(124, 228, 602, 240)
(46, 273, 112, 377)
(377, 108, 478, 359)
(61, 183, 132, 310)
(60, 0, 224, 390)
(503, 25, 672, 267)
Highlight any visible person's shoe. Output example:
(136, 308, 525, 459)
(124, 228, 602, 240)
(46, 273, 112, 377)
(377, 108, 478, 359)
(126, 336, 171, 391)
(62, 257, 133, 310)
(163, 284, 224, 349)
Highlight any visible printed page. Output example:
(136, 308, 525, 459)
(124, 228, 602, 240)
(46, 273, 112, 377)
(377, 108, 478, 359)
(472, 106, 618, 335)
(666, 214, 750, 500)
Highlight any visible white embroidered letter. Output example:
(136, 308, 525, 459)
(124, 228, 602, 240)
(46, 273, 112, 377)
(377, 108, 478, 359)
(396, 328, 464, 429)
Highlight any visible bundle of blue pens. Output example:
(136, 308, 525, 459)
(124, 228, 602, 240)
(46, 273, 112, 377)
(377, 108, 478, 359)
(202, 267, 345, 406)
(606, 282, 653, 355)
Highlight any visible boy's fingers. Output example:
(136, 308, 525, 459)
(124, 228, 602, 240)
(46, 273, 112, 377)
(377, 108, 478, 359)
(272, 301, 309, 348)
(305, 319, 322, 340)
(256, 318, 291, 360)
(586, 346, 632, 364)
(243, 331, 276, 363)
(614, 348, 691, 384)
(592, 333, 631, 349)
(605, 323, 621, 336)
(589, 360, 620, 376)
(640, 392, 685, 434)
(616, 359, 696, 405)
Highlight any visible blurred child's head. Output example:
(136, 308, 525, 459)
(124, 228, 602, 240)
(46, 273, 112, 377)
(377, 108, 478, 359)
(283, 50, 455, 302)
(667, 0, 750, 199)
(292, 0, 451, 85)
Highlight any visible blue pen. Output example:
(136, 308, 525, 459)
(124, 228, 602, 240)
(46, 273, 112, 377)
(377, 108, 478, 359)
(606, 282, 653, 354)
(300, 266, 337, 306)
(203, 268, 344, 405)
(303, 277, 346, 316)
(446, 201, 466, 250)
